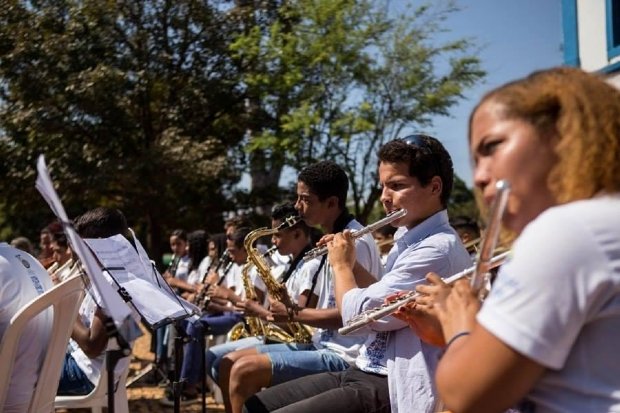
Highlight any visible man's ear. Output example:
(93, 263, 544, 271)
(327, 196, 339, 209)
(430, 176, 443, 197)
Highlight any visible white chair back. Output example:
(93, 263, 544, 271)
(54, 351, 131, 413)
(0, 274, 85, 413)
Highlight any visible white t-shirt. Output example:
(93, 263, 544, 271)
(174, 255, 191, 282)
(286, 256, 321, 305)
(0, 243, 54, 413)
(69, 272, 141, 386)
(223, 262, 268, 300)
(478, 194, 620, 413)
(312, 218, 383, 364)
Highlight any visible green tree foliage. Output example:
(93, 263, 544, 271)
(448, 175, 479, 222)
(229, 0, 485, 222)
(0, 0, 484, 255)
(0, 0, 246, 256)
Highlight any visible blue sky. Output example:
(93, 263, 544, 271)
(416, 0, 564, 186)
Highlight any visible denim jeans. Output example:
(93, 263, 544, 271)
(57, 352, 96, 395)
(180, 312, 244, 386)
(206, 336, 265, 382)
(255, 343, 350, 386)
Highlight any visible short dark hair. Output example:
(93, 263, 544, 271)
(225, 215, 251, 229)
(298, 161, 349, 209)
(170, 229, 188, 242)
(74, 207, 129, 238)
(378, 135, 454, 207)
(271, 202, 310, 235)
(52, 232, 69, 249)
(228, 226, 251, 248)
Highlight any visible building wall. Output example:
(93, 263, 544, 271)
(563, 0, 620, 85)
(576, 0, 609, 71)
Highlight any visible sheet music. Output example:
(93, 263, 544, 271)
(35, 155, 138, 340)
(85, 235, 199, 325)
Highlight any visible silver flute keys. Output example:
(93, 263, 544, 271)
(470, 180, 511, 296)
(337, 250, 510, 335)
(302, 209, 408, 262)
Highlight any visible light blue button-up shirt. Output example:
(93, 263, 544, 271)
(341, 210, 472, 413)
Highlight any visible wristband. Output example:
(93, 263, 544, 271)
(286, 304, 301, 321)
(445, 331, 470, 349)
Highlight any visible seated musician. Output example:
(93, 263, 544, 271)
(161, 229, 192, 294)
(244, 137, 471, 413)
(0, 242, 54, 412)
(204, 202, 319, 384)
(48, 231, 75, 283)
(225, 160, 382, 413)
(57, 207, 141, 395)
(211, 200, 329, 413)
(160, 226, 266, 405)
(403, 68, 620, 413)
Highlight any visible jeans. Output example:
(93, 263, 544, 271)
(207, 336, 264, 382)
(255, 343, 350, 386)
(180, 312, 244, 386)
(57, 352, 96, 396)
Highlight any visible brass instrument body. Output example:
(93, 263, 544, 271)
(228, 260, 266, 341)
(244, 218, 314, 344)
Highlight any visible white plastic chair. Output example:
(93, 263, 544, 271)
(0, 274, 85, 413)
(54, 351, 131, 413)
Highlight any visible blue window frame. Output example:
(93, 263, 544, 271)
(562, 0, 580, 66)
(607, 0, 620, 59)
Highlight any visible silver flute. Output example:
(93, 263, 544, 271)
(337, 250, 511, 335)
(470, 180, 510, 295)
(302, 209, 408, 262)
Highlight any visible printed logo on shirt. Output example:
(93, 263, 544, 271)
(364, 331, 388, 372)
(15, 253, 31, 269)
(30, 275, 45, 294)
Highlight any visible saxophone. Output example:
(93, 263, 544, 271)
(227, 260, 267, 341)
(244, 217, 314, 344)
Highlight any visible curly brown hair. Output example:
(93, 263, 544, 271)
(470, 67, 620, 204)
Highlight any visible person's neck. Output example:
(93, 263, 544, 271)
(290, 240, 312, 261)
(324, 208, 354, 234)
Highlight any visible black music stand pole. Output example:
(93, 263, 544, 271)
(104, 317, 132, 413)
(173, 333, 183, 413)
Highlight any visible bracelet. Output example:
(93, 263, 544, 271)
(286, 304, 301, 321)
(286, 306, 295, 321)
(445, 331, 471, 349)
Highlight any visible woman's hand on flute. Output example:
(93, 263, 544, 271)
(432, 278, 480, 344)
(390, 285, 446, 347)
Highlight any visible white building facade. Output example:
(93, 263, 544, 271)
(563, 0, 620, 87)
